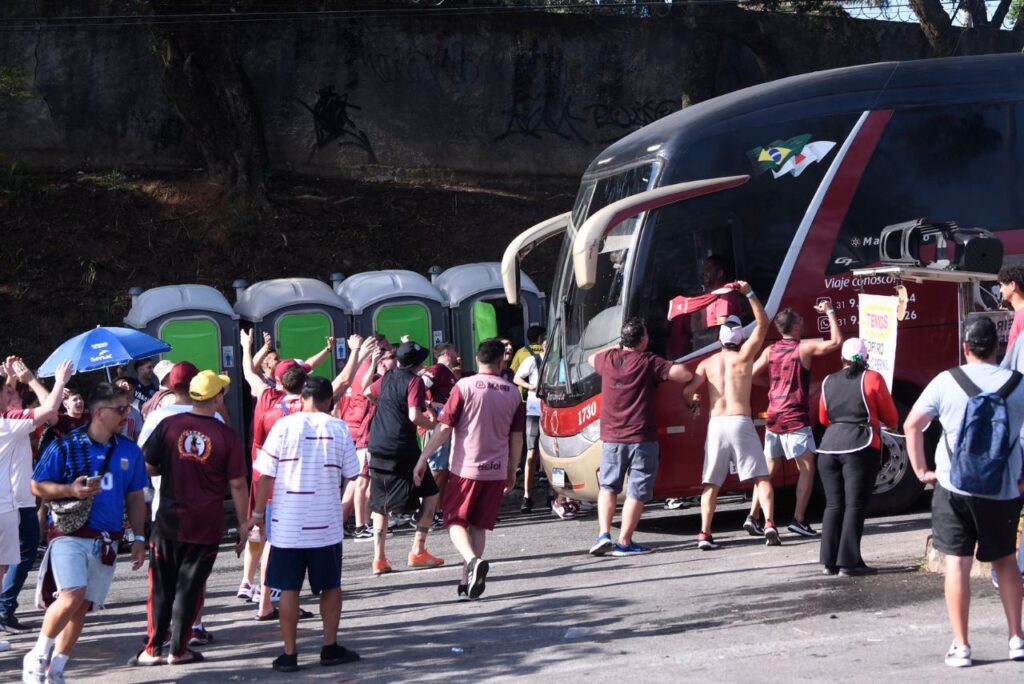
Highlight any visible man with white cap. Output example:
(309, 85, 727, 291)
(140, 360, 176, 418)
(683, 280, 778, 549)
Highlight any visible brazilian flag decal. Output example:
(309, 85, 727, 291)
(747, 134, 812, 175)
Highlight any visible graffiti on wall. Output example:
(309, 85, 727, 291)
(494, 95, 679, 144)
(295, 86, 378, 163)
(361, 43, 481, 87)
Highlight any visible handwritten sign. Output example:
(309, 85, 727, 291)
(858, 294, 899, 390)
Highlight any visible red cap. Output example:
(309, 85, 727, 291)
(274, 359, 311, 380)
(168, 361, 200, 391)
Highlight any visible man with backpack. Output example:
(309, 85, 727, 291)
(904, 317, 1024, 669)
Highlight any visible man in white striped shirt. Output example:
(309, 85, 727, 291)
(250, 377, 360, 674)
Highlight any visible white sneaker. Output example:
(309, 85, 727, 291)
(1010, 635, 1024, 661)
(945, 642, 972, 668)
(44, 671, 65, 684)
(22, 650, 48, 684)
(0, 640, 10, 652)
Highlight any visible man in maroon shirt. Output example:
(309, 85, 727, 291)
(587, 318, 692, 557)
(747, 302, 840, 538)
(421, 342, 459, 525)
(134, 371, 249, 666)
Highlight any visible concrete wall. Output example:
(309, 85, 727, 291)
(1, 7, 1021, 185)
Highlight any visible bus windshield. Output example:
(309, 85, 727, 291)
(543, 162, 659, 400)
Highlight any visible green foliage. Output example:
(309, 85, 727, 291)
(0, 67, 37, 100)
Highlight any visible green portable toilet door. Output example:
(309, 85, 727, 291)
(375, 303, 431, 359)
(276, 311, 333, 379)
(472, 300, 499, 350)
(160, 318, 221, 372)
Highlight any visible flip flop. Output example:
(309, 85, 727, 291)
(169, 649, 205, 665)
(127, 650, 164, 666)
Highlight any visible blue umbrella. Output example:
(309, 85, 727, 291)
(37, 326, 171, 377)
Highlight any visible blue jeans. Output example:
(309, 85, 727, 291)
(0, 507, 41, 618)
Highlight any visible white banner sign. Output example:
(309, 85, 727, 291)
(858, 294, 899, 390)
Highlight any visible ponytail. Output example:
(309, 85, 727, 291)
(844, 356, 869, 378)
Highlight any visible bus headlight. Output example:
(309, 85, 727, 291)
(581, 419, 600, 443)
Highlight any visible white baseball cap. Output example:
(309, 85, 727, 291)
(719, 315, 745, 347)
(841, 338, 868, 363)
(153, 359, 175, 384)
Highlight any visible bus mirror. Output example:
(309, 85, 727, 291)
(502, 212, 571, 304)
(572, 175, 749, 289)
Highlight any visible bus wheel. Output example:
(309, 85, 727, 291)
(867, 429, 924, 515)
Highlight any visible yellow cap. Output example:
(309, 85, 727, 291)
(189, 370, 230, 401)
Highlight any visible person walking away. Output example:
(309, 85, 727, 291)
(904, 317, 1024, 668)
(0, 358, 72, 640)
(249, 376, 361, 672)
(132, 370, 249, 666)
(421, 343, 460, 525)
(514, 339, 546, 513)
(511, 325, 546, 374)
(414, 339, 525, 599)
(682, 281, 776, 549)
(817, 338, 898, 577)
(366, 341, 442, 575)
(587, 318, 692, 557)
(746, 302, 841, 537)
(24, 381, 148, 684)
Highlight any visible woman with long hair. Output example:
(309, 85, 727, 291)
(817, 338, 899, 577)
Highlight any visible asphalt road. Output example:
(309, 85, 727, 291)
(1, 494, 1022, 683)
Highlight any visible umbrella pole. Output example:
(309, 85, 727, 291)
(105, 367, 111, 382)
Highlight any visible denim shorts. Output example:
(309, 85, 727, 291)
(49, 536, 117, 608)
(427, 439, 451, 471)
(599, 441, 660, 502)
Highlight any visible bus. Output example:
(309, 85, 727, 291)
(500, 54, 1024, 515)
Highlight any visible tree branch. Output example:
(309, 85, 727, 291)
(909, 0, 956, 55)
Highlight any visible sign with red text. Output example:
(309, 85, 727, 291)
(858, 294, 899, 390)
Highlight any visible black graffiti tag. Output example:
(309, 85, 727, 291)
(295, 86, 378, 163)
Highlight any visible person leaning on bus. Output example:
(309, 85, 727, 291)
(816, 338, 898, 578)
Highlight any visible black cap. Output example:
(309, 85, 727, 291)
(963, 316, 997, 347)
(396, 341, 429, 368)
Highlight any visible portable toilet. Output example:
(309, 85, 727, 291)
(233, 278, 351, 380)
(433, 262, 546, 371)
(333, 270, 448, 354)
(123, 284, 245, 435)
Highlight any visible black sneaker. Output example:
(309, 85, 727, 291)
(466, 557, 490, 599)
(432, 512, 445, 530)
(0, 614, 30, 635)
(188, 626, 213, 646)
(272, 652, 300, 672)
(839, 565, 878, 577)
(457, 584, 469, 601)
(320, 643, 360, 666)
(742, 515, 764, 537)
(788, 519, 819, 537)
(520, 497, 533, 514)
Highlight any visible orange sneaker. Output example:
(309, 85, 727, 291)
(407, 549, 444, 568)
(372, 559, 393, 576)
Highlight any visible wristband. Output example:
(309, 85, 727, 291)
(826, 308, 835, 316)
(745, 290, 755, 299)
(252, 511, 265, 519)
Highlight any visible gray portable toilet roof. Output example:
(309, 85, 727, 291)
(434, 263, 541, 307)
(335, 270, 446, 315)
(124, 284, 237, 328)
(234, 278, 347, 322)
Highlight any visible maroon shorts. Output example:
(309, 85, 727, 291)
(443, 473, 505, 531)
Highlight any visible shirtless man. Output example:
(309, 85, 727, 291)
(683, 281, 778, 549)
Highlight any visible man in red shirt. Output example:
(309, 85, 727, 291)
(703, 255, 746, 327)
(998, 265, 1024, 352)
(747, 301, 840, 538)
(586, 319, 693, 557)
(421, 342, 459, 526)
(134, 370, 249, 666)
(415, 339, 525, 599)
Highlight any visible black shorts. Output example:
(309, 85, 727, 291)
(931, 484, 1022, 562)
(525, 416, 540, 450)
(266, 543, 342, 595)
(369, 466, 439, 516)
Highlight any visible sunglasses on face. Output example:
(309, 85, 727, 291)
(99, 404, 131, 416)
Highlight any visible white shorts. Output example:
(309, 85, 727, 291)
(356, 448, 370, 470)
(703, 416, 770, 487)
(764, 427, 816, 460)
(0, 509, 20, 565)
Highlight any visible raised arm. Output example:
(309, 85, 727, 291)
(333, 335, 374, 398)
(305, 336, 335, 371)
(241, 329, 269, 397)
(737, 281, 769, 363)
(801, 302, 842, 359)
(19, 359, 73, 427)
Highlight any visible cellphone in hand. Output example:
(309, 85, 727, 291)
(85, 475, 102, 488)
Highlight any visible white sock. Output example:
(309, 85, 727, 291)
(33, 634, 56, 657)
(192, 621, 203, 630)
(49, 653, 69, 674)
